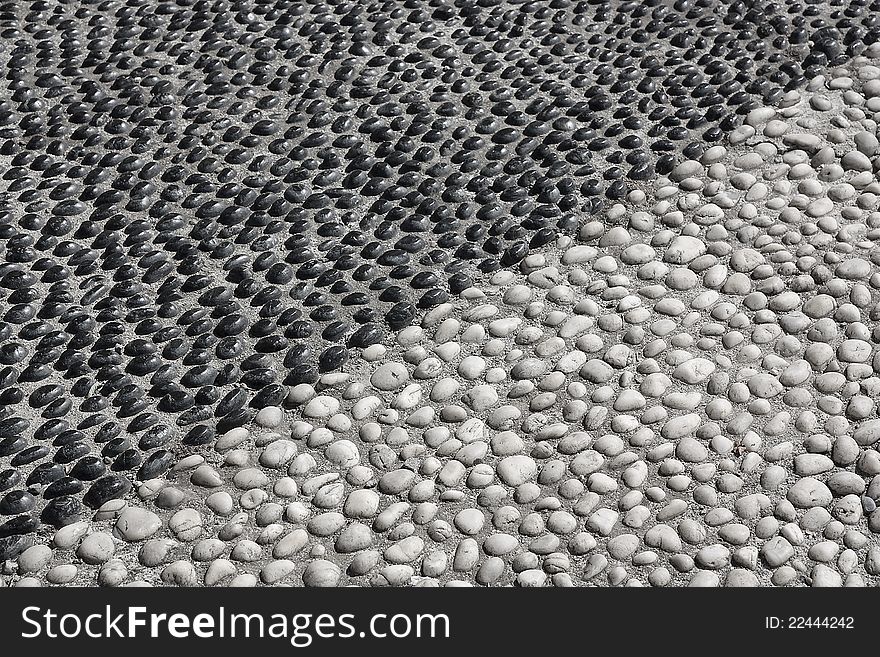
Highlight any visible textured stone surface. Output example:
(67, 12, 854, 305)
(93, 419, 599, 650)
(2, 1, 880, 588)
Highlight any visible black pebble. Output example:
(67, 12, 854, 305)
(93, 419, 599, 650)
(70, 456, 106, 481)
(137, 448, 174, 479)
(0, 490, 36, 515)
(0, 534, 31, 560)
(26, 463, 64, 487)
(41, 496, 81, 527)
(183, 425, 214, 446)
(83, 475, 132, 509)
(44, 477, 84, 499)
(0, 514, 40, 538)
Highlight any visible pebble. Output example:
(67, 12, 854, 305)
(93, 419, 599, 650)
(113, 507, 162, 542)
(255, 406, 283, 429)
(497, 456, 538, 487)
(787, 478, 834, 509)
(17, 545, 53, 574)
(302, 560, 342, 587)
(371, 363, 410, 391)
(76, 532, 115, 565)
(168, 509, 203, 542)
